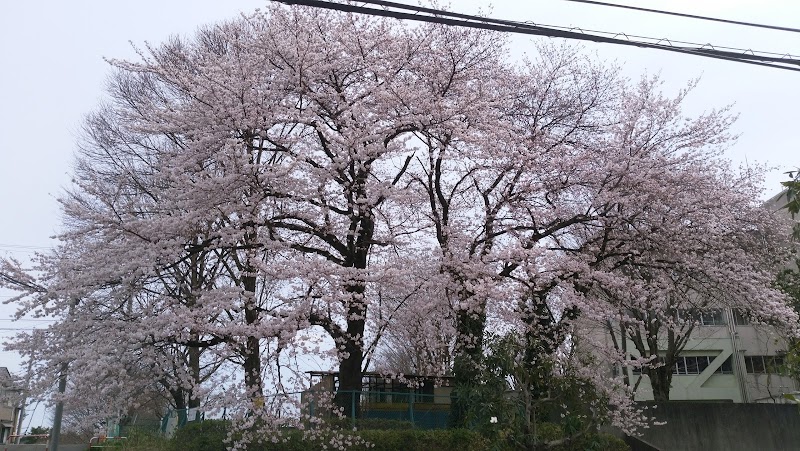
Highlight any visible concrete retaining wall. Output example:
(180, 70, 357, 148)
(634, 402, 800, 451)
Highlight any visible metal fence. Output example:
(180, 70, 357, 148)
(161, 390, 454, 433)
(306, 390, 452, 429)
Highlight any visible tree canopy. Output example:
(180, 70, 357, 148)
(1, 4, 796, 448)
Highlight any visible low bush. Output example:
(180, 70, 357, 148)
(356, 418, 414, 430)
(121, 418, 627, 451)
(483, 421, 629, 451)
(121, 427, 171, 451)
(354, 429, 487, 451)
(169, 419, 229, 451)
(225, 428, 485, 451)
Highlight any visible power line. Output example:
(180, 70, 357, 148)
(562, 0, 800, 34)
(354, 0, 800, 63)
(0, 249, 38, 254)
(270, 0, 800, 72)
(0, 244, 51, 257)
(0, 319, 56, 322)
(0, 244, 51, 250)
(23, 401, 40, 434)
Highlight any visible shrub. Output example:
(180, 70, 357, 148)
(21, 426, 50, 444)
(246, 428, 486, 451)
(499, 426, 628, 451)
(354, 429, 488, 451)
(356, 418, 414, 430)
(118, 427, 171, 451)
(169, 419, 229, 451)
(144, 419, 627, 451)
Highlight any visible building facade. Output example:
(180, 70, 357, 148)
(0, 367, 23, 443)
(597, 308, 797, 403)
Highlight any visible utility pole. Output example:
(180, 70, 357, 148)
(50, 299, 78, 451)
(50, 362, 68, 451)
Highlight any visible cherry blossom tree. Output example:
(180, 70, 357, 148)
(2, 5, 798, 448)
(576, 78, 798, 401)
(368, 259, 455, 376)
(408, 43, 640, 424)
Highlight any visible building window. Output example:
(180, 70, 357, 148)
(672, 356, 704, 375)
(678, 309, 726, 326)
(732, 309, 750, 326)
(671, 355, 733, 375)
(697, 309, 725, 326)
(744, 355, 785, 374)
(631, 355, 734, 376)
(718, 356, 734, 374)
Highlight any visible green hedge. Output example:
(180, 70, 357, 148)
(354, 429, 488, 451)
(167, 425, 484, 451)
(354, 418, 414, 430)
(526, 423, 629, 451)
(161, 420, 627, 451)
(169, 420, 228, 451)
(244, 429, 486, 451)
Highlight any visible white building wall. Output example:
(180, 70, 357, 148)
(593, 309, 797, 403)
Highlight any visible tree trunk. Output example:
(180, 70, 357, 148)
(335, 277, 368, 418)
(242, 272, 264, 410)
(333, 204, 372, 418)
(648, 365, 672, 402)
(521, 292, 573, 395)
(188, 346, 202, 420)
(186, 245, 204, 415)
(171, 387, 188, 427)
(450, 305, 486, 428)
(335, 338, 364, 418)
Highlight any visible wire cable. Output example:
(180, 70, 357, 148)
(0, 319, 56, 322)
(361, 0, 799, 59)
(0, 244, 51, 250)
(270, 0, 800, 72)
(23, 401, 39, 433)
(562, 0, 800, 34)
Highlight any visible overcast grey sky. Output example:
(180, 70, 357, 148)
(1, 0, 798, 426)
